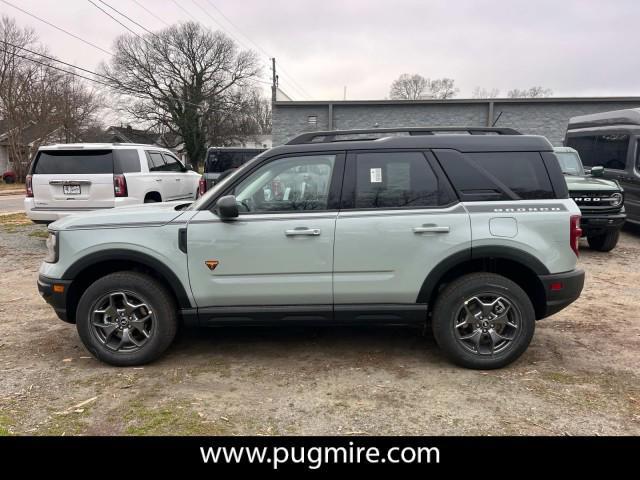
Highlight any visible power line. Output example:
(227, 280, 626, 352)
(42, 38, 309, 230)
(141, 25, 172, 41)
(0, 43, 210, 109)
(186, 0, 309, 99)
(87, 0, 148, 43)
(0, 0, 113, 56)
(201, 0, 312, 99)
(171, 0, 200, 22)
(98, 0, 157, 37)
(86, 0, 273, 90)
(131, 0, 171, 27)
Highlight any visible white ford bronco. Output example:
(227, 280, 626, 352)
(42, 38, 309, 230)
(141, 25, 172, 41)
(37, 128, 585, 369)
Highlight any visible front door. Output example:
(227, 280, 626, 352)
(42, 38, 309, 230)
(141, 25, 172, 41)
(187, 153, 343, 309)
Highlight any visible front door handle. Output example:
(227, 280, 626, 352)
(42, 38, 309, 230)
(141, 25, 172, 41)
(413, 225, 450, 234)
(285, 227, 321, 236)
(155, 178, 162, 182)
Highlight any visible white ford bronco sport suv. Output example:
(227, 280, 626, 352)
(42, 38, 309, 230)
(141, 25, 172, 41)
(37, 128, 585, 369)
(25, 143, 200, 223)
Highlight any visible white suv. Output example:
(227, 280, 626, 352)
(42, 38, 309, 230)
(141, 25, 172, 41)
(24, 143, 201, 223)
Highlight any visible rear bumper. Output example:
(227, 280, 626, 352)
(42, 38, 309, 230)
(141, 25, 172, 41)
(24, 197, 139, 222)
(538, 268, 585, 318)
(579, 211, 626, 236)
(37, 274, 73, 323)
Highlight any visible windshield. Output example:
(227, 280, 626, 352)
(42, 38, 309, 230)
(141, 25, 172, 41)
(555, 152, 584, 176)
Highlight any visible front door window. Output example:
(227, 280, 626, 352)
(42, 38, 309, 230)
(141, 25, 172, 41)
(233, 155, 336, 212)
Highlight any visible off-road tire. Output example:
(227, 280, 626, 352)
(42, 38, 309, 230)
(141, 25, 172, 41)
(432, 273, 536, 369)
(76, 271, 177, 366)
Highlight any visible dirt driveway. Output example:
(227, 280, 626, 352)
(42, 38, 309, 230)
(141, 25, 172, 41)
(0, 212, 638, 436)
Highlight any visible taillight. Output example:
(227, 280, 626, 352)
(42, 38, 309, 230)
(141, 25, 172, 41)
(113, 174, 128, 197)
(570, 215, 582, 257)
(198, 176, 207, 196)
(25, 175, 33, 197)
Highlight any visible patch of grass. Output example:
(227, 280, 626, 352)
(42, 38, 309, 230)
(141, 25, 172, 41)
(124, 401, 227, 436)
(28, 229, 49, 239)
(540, 371, 581, 385)
(0, 182, 24, 191)
(0, 213, 30, 226)
(0, 415, 12, 436)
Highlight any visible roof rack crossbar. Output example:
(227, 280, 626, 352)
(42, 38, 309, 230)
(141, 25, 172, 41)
(286, 127, 521, 145)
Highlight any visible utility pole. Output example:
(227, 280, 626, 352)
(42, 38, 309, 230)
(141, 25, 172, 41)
(271, 58, 278, 102)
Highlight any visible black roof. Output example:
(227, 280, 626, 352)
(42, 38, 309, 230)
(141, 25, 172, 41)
(567, 108, 640, 130)
(269, 130, 553, 156)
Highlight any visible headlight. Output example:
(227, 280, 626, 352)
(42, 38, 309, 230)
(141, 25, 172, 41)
(44, 231, 59, 263)
(610, 192, 623, 207)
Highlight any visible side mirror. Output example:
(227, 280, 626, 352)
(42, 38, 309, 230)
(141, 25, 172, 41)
(215, 195, 239, 219)
(185, 163, 194, 171)
(591, 166, 604, 177)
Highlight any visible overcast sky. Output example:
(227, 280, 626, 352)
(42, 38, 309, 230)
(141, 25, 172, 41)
(3, 0, 640, 100)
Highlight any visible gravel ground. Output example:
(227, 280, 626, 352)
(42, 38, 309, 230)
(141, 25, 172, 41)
(0, 213, 638, 436)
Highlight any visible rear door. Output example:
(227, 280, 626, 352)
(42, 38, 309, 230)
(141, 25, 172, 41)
(30, 149, 114, 210)
(161, 152, 192, 200)
(145, 151, 181, 201)
(333, 150, 470, 310)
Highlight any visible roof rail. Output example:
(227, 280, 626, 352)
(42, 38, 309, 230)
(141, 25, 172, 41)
(285, 127, 522, 145)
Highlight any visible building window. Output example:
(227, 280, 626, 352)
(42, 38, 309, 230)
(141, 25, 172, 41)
(307, 115, 317, 127)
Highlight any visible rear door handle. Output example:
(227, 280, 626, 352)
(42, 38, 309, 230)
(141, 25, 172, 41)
(413, 225, 450, 234)
(285, 227, 321, 236)
(155, 178, 162, 182)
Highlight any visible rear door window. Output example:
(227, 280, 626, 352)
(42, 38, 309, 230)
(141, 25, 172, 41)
(350, 152, 449, 209)
(162, 153, 183, 172)
(32, 150, 113, 175)
(147, 152, 166, 172)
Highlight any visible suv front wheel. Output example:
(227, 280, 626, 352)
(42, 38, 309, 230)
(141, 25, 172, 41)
(432, 273, 535, 369)
(587, 230, 619, 252)
(76, 272, 178, 366)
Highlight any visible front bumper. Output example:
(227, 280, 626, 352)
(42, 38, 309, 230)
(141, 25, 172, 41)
(538, 269, 585, 318)
(37, 274, 73, 323)
(579, 211, 626, 237)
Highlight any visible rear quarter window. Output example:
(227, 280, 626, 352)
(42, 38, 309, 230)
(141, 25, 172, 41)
(113, 149, 141, 173)
(32, 150, 113, 174)
(467, 152, 555, 200)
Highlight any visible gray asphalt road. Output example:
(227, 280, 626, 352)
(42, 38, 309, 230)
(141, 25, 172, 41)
(0, 194, 25, 213)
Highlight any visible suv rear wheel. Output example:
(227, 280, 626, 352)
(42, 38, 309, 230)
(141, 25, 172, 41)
(76, 272, 177, 366)
(587, 230, 619, 252)
(432, 273, 535, 369)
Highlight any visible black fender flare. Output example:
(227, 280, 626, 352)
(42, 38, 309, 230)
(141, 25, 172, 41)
(62, 249, 192, 308)
(416, 246, 549, 304)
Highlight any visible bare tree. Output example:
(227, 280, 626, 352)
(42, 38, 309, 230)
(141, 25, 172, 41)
(0, 16, 103, 179)
(100, 21, 261, 170)
(472, 86, 500, 99)
(390, 74, 458, 100)
(389, 73, 430, 100)
(507, 86, 553, 98)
